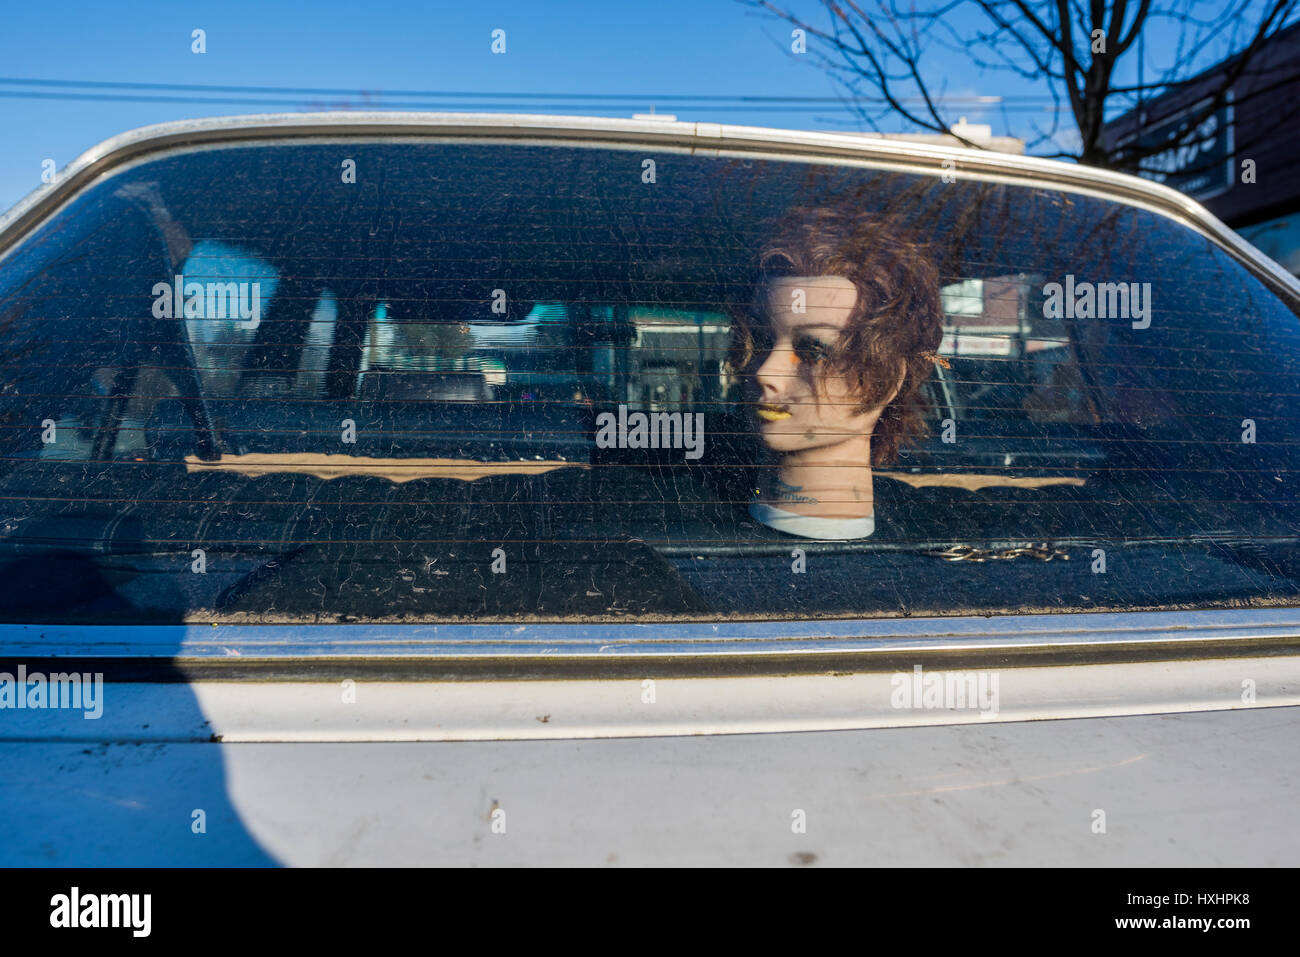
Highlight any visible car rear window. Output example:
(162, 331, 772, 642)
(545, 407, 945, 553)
(2, 140, 1299, 623)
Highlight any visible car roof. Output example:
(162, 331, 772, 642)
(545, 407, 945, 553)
(1, 111, 1297, 302)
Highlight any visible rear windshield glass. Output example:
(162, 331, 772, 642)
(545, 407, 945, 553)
(2, 141, 1299, 623)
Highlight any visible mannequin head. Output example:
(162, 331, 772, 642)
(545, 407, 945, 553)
(732, 206, 943, 531)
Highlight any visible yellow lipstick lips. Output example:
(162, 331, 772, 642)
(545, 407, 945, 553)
(756, 404, 792, 422)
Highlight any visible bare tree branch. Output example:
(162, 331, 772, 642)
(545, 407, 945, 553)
(742, 0, 1299, 170)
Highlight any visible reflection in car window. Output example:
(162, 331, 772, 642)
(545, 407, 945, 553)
(1, 141, 1299, 623)
(180, 240, 281, 397)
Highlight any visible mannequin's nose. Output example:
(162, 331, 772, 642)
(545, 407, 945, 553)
(754, 348, 790, 397)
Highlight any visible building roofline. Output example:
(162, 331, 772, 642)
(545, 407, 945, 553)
(1104, 16, 1300, 129)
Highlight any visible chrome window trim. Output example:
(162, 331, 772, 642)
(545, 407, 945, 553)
(2, 609, 1299, 676)
(0, 111, 1297, 304)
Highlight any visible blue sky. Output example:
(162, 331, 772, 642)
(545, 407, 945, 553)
(0, 0, 1291, 212)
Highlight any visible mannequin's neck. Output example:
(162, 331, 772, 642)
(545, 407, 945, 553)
(759, 436, 874, 519)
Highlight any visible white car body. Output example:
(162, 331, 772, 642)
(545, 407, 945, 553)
(2, 114, 1299, 866)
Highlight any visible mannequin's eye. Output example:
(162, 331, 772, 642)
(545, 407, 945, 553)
(793, 334, 833, 365)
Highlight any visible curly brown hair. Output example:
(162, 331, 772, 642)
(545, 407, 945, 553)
(730, 205, 944, 466)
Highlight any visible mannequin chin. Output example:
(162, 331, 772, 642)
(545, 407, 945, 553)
(747, 275, 892, 540)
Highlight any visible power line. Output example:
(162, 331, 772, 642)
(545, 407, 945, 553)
(0, 75, 1057, 104)
(0, 89, 1069, 113)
